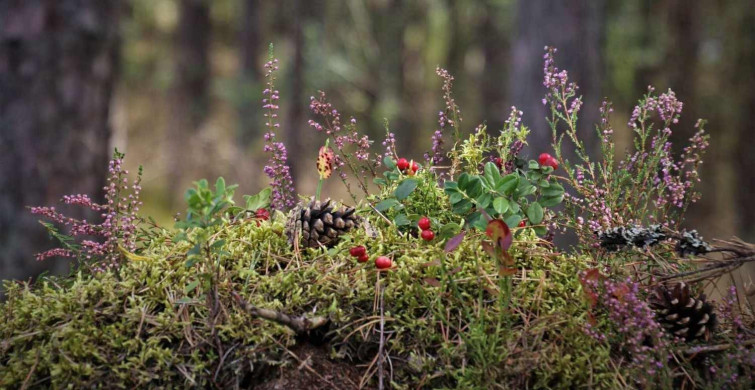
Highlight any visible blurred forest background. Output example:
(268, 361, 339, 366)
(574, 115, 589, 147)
(1, 0, 754, 286)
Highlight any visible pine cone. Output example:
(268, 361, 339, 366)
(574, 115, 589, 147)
(285, 198, 360, 249)
(649, 282, 716, 342)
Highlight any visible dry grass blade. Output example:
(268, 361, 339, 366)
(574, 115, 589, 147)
(661, 237, 755, 283)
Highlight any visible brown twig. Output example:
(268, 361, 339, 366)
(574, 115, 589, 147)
(660, 238, 755, 283)
(232, 292, 328, 334)
(680, 338, 755, 355)
(378, 284, 386, 390)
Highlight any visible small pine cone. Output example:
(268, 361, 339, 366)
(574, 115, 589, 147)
(284, 198, 360, 249)
(649, 282, 716, 342)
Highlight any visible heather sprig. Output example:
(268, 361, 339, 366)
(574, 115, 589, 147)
(308, 91, 379, 202)
(262, 56, 296, 212)
(30, 150, 143, 271)
(436, 67, 464, 176)
(495, 106, 529, 174)
(424, 111, 446, 166)
(542, 47, 710, 249)
(583, 275, 673, 385)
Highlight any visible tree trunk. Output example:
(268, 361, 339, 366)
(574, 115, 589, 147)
(730, 1, 755, 241)
(481, 2, 510, 133)
(508, 0, 605, 156)
(238, 0, 263, 147)
(285, 0, 306, 184)
(167, 0, 211, 202)
(0, 0, 121, 284)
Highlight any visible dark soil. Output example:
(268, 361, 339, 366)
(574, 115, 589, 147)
(255, 343, 374, 390)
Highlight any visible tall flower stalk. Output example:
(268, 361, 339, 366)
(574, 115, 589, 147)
(29, 150, 142, 271)
(262, 54, 296, 212)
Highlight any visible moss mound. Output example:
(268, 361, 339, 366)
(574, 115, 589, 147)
(0, 211, 620, 389)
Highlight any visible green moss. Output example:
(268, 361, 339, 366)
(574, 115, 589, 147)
(1, 213, 621, 389)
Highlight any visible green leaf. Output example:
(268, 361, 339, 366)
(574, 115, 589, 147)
(476, 193, 492, 209)
(541, 183, 565, 197)
(438, 223, 462, 240)
(516, 179, 537, 197)
(184, 280, 200, 294)
(539, 194, 564, 207)
(452, 199, 473, 214)
(496, 174, 519, 194)
(215, 177, 226, 195)
(375, 198, 400, 212)
(373, 178, 387, 186)
(394, 213, 411, 226)
(383, 156, 397, 170)
(444, 181, 459, 190)
(526, 202, 544, 224)
(395, 179, 418, 200)
(504, 214, 522, 228)
(449, 192, 463, 204)
(528, 160, 540, 170)
(493, 197, 509, 215)
(243, 187, 272, 211)
(458, 173, 471, 190)
(467, 177, 484, 198)
(534, 226, 548, 235)
(468, 212, 487, 230)
(484, 162, 501, 185)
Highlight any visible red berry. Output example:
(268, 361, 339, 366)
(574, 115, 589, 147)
(543, 156, 559, 170)
(397, 158, 409, 171)
(538, 153, 553, 166)
(357, 254, 370, 263)
(375, 256, 392, 269)
(349, 245, 366, 257)
(493, 157, 503, 168)
(418, 217, 431, 231)
(518, 220, 527, 228)
(421, 229, 435, 241)
(255, 208, 270, 221)
(410, 161, 419, 173)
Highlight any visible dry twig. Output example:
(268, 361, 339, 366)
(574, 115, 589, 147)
(232, 292, 328, 334)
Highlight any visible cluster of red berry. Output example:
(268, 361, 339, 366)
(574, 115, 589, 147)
(349, 245, 392, 269)
(418, 216, 435, 241)
(492, 152, 559, 171)
(537, 153, 559, 170)
(254, 208, 270, 226)
(396, 158, 419, 176)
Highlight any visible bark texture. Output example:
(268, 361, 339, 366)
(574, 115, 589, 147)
(0, 0, 121, 284)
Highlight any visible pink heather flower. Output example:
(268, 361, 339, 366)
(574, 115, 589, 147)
(30, 151, 142, 270)
(436, 67, 462, 126)
(262, 57, 296, 212)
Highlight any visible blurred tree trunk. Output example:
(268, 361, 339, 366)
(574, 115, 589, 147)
(730, 2, 755, 241)
(481, 3, 510, 133)
(285, 0, 306, 183)
(0, 0, 121, 285)
(167, 0, 211, 202)
(508, 0, 605, 156)
(238, 0, 263, 147)
(665, 0, 700, 150)
(375, 0, 410, 154)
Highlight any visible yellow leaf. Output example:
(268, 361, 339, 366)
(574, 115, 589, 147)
(317, 146, 334, 179)
(118, 244, 152, 262)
